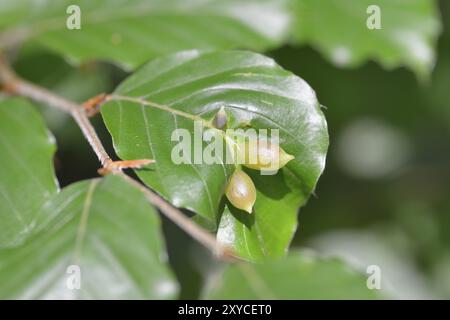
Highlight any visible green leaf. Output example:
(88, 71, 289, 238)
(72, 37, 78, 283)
(291, 0, 441, 79)
(0, 98, 58, 248)
(0, 0, 290, 70)
(101, 50, 328, 260)
(203, 250, 381, 299)
(0, 175, 178, 299)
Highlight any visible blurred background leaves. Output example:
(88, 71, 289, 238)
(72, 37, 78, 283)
(276, 0, 450, 299)
(290, 0, 441, 80)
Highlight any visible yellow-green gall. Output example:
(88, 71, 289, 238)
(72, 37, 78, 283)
(213, 106, 228, 129)
(236, 139, 294, 171)
(225, 170, 256, 214)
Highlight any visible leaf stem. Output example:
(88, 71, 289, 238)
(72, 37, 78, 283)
(0, 55, 235, 261)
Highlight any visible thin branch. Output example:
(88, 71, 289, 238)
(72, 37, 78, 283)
(0, 56, 112, 166)
(0, 55, 234, 261)
(119, 173, 234, 260)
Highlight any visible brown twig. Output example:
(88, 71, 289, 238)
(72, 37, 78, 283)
(0, 55, 112, 166)
(0, 54, 234, 261)
(119, 173, 235, 260)
(83, 93, 110, 117)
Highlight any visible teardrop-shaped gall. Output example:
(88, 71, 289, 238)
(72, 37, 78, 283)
(213, 106, 228, 129)
(236, 139, 294, 171)
(225, 170, 256, 214)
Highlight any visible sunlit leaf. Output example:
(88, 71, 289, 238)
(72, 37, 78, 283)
(101, 50, 328, 260)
